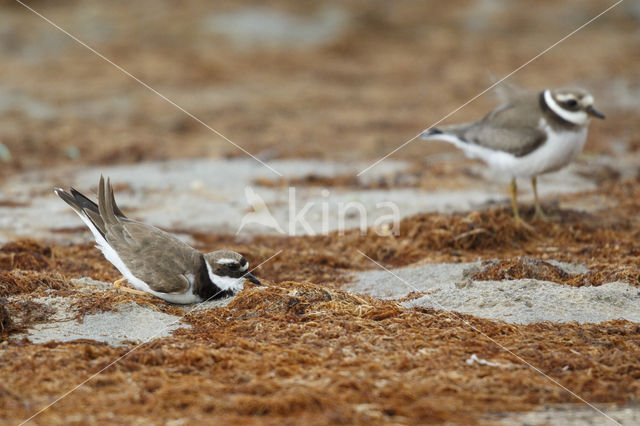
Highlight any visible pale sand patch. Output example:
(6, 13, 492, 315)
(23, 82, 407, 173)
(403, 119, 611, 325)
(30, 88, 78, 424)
(348, 261, 640, 324)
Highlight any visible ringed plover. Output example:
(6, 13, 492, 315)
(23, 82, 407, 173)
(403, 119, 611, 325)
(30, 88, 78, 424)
(420, 86, 604, 221)
(55, 176, 261, 304)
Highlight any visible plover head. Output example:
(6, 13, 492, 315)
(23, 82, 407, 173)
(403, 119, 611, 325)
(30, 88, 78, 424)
(544, 87, 605, 126)
(203, 249, 261, 292)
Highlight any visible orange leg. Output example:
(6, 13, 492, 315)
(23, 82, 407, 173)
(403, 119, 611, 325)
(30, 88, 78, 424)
(510, 179, 534, 230)
(113, 277, 149, 297)
(531, 177, 553, 222)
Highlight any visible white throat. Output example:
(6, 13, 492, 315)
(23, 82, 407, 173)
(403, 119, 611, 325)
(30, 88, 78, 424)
(205, 261, 245, 292)
(544, 89, 588, 126)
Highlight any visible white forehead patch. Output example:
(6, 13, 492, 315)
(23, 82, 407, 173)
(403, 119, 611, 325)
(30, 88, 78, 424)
(544, 90, 588, 126)
(582, 95, 594, 105)
(555, 93, 576, 102)
(217, 258, 238, 264)
(240, 263, 249, 272)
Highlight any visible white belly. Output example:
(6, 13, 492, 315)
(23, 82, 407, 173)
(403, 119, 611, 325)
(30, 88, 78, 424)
(99, 242, 203, 304)
(483, 125, 587, 179)
(71, 209, 203, 304)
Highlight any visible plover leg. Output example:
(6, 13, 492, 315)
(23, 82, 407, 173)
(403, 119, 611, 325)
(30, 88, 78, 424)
(509, 178, 521, 219)
(113, 277, 149, 296)
(530, 177, 550, 221)
(510, 179, 534, 229)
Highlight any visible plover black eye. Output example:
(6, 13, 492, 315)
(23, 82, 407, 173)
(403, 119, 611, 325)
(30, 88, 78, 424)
(565, 99, 578, 108)
(228, 263, 240, 271)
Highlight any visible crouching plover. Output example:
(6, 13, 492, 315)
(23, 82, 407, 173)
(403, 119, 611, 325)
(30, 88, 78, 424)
(55, 176, 261, 304)
(420, 86, 604, 222)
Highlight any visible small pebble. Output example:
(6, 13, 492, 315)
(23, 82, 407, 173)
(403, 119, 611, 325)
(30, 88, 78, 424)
(190, 180, 204, 190)
(0, 142, 11, 162)
(66, 146, 80, 160)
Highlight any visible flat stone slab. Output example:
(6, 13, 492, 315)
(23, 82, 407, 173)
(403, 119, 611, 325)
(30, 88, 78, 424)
(349, 262, 640, 324)
(12, 279, 236, 346)
(345, 261, 483, 298)
(16, 297, 188, 346)
(402, 279, 640, 325)
(493, 405, 640, 425)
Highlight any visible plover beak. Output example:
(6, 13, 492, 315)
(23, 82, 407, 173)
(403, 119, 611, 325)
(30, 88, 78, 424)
(244, 272, 261, 285)
(586, 105, 605, 119)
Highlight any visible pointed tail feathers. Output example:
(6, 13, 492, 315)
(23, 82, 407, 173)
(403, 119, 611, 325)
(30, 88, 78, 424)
(419, 128, 444, 139)
(54, 176, 128, 238)
(419, 128, 468, 146)
(54, 186, 107, 237)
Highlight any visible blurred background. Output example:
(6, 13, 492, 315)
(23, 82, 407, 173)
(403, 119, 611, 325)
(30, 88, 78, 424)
(1, 0, 638, 178)
(2, 5, 640, 422)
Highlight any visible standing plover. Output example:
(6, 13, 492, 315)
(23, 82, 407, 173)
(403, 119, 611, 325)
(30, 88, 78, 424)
(420, 86, 604, 221)
(55, 176, 261, 304)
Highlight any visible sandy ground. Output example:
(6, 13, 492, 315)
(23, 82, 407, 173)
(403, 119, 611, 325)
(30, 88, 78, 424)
(495, 406, 640, 425)
(0, 156, 608, 243)
(350, 261, 640, 324)
(1, 0, 640, 425)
